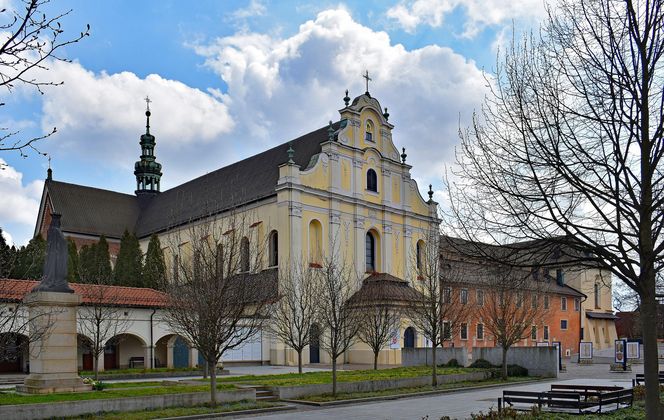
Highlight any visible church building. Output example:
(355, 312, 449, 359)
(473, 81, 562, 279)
(33, 87, 439, 366)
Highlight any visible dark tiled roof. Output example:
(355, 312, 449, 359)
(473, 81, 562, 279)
(586, 311, 618, 320)
(348, 273, 422, 305)
(40, 123, 337, 239)
(136, 123, 337, 237)
(46, 180, 140, 239)
(0, 279, 168, 308)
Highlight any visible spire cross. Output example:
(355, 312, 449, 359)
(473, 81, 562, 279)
(144, 96, 152, 112)
(47, 155, 51, 169)
(362, 70, 372, 93)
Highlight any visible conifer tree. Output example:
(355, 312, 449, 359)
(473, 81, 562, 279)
(0, 228, 14, 278)
(78, 244, 95, 283)
(143, 234, 166, 289)
(10, 235, 46, 279)
(67, 239, 80, 283)
(95, 235, 112, 284)
(114, 230, 143, 287)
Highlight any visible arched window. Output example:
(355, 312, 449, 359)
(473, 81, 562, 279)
(268, 230, 278, 267)
(404, 327, 415, 348)
(240, 237, 250, 272)
(416, 240, 425, 273)
(365, 120, 374, 142)
(309, 220, 322, 265)
(365, 231, 376, 272)
(366, 169, 378, 192)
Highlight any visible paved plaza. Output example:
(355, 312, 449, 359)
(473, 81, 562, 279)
(236, 363, 644, 420)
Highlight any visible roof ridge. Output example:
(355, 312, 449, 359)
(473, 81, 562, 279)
(48, 179, 136, 198)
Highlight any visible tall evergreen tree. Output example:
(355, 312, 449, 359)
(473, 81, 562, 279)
(114, 230, 143, 287)
(0, 228, 13, 278)
(78, 244, 95, 283)
(67, 239, 80, 283)
(95, 235, 112, 284)
(10, 235, 46, 280)
(143, 234, 166, 289)
(79, 236, 112, 284)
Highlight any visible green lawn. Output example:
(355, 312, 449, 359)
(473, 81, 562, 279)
(212, 366, 478, 387)
(79, 367, 200, 376)
(298, 376, 535, 402)
(67, 401, 281, 420)
(0, 383, 236, 405)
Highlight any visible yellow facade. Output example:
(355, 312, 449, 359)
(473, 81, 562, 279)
(140, 92, 439, 366)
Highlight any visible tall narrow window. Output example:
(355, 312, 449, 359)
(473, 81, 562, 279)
(477, 323, 484, 340)
(240, 237, 250, 272)
(416, 240, 424, 273)
(443, 287, 451, 303)
(460, 323, 468, 340)
(309, 220, 322, 265)
(460, 289, 468, 305)
(531, 326, 537, 340)
(544, 295, 550, 309)
(476, 290, 484, 306)
(543, 325, 550, 341)
(442, 321, 451, 340)
(365, 232, 375, 272)
(366, 169, 378, 192)
(173, 254, 179, 283)
(365, 120, 374, 142)
(561, 296, 567, 311)
(268, 230, 278, 267)
(594, 283, 601, 308)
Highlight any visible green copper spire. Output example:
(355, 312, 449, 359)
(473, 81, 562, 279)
(134, 97, 162, 196)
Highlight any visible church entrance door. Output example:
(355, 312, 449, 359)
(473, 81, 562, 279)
(404, 327, 415, 348)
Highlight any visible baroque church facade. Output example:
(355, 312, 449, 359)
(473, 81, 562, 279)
(33, 89, 439, 366)
(30, 88, 617, 368)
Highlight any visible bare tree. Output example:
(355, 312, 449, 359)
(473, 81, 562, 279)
(476, 266, 550, 380)
(447, 0, 663, 414)
(409, 231, 471, 386)
(161, 213, 272, 406)
(1, 0, 89, 160)
(315, 250, 361, 396)
(354, 298, 401, 371)
(269, 260, 318, 373)
(0, 280, 54, 369)
(76, 283, 133, 380)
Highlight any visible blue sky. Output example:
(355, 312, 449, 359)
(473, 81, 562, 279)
(0, 0, 547, 246)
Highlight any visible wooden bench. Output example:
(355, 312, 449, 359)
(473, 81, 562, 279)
(633, 372, 664, 386)
(499, 385, 633, 414)
(128, 356, 145, 368)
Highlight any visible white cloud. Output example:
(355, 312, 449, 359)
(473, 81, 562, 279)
(38, 61, 235, 187)
(231, 0, 267, 19)
(387, 0, 548, 37)
(1, 229, 13, 247)
(193, 8, 488, 182)
(0, 159, 42, 227)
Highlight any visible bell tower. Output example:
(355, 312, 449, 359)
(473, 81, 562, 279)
(134, 97, 162, 196)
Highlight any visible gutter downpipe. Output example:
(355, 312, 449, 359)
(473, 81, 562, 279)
(150, 308, 157, 369)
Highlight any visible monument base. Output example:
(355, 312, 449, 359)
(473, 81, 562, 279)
(20, 291, 92, 394)
(16, 374, 92, 394)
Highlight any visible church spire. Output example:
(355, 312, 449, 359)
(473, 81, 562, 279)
(134, 97, 162, 196)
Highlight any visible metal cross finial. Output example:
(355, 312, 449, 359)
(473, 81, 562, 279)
(145, 96, 152, 112)
(362, 70, 372, 93)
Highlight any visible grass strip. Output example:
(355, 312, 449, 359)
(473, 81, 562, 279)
(213, 366, 479, 386)
(0, 383, 236, 405)
(298, 376, 534, 402)
(79, 367, 200, 376)
(66, 400, 281, 420)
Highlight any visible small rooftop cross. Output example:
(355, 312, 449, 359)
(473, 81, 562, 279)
(362, 70, 372, 93)
(144, 96, 152, 112)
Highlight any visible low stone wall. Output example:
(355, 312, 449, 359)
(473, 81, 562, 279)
(274, 371, 488, 399)
(472, 347, 558, 377)
(401, 348, 468, 367)
(1, 388, 255, 420)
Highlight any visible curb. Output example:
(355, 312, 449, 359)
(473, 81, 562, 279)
(156, 404, 295, 419)
(281, 378, 550, 407)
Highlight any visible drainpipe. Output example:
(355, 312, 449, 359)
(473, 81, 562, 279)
(150, 308, 156, 369)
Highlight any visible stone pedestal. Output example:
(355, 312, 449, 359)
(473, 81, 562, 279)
(16, 291, 92, 394)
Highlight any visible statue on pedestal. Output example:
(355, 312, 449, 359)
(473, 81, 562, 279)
(32, 213, 74, 293)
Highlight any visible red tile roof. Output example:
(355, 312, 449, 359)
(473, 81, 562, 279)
(0, 279, 169, 308)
